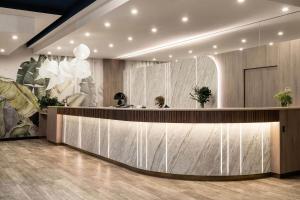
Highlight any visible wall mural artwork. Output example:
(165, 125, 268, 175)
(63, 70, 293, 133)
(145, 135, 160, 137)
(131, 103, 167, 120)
(0, 49, 100, 139)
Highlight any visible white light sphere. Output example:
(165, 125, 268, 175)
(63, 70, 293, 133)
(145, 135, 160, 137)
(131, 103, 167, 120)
(73, 44, 90, 60)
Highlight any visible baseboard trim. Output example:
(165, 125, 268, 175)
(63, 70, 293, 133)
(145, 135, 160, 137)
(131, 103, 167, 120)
(0, 136, 46, 142)
(61, 143, 272, 181)
(271, 171, 300, 178)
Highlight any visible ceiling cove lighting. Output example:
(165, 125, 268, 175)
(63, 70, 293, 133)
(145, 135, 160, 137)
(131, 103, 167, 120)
(281, 7, 289, 13)
(151, 27, 158, 33)
(131, 8, 138, 15)
(0, 49, 5, 53)
(104, 22, 111, 28)
(117, 24, 244, 59)
(12, 35, 18, 40)
(85, 32, 90, 37)
(278, 31, 284, 36)
(181, 16, 189, 23)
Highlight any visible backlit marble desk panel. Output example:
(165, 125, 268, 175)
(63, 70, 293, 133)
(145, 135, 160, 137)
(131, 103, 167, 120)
(47, 107, 300, 180)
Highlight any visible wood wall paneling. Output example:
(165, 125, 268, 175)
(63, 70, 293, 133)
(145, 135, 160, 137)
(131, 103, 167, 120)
(103, 59, 125, 107)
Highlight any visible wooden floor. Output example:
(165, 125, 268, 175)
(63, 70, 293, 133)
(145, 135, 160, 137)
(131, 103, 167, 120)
(0, 140, 300, 200)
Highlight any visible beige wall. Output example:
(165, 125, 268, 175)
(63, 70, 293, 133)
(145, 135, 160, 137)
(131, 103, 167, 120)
(215, 38, 300, 108)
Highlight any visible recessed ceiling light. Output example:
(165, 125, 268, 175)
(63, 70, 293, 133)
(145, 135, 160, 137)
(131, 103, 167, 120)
(278, 31, 284, 36)
(193, 55, 197, 59)
(175, 59, 178, 63)
(47, 51, 52, 55)
(128, 36, 133, 41)
(237, 0, 245, 3)
(151, 27, 158, 33)
(57, 46, 62, 50)
(93, 49, 98, 53)
(214, 52, 218, 55)
(239, 48, 244, 51)
(188, 50, 193, 54)
(69, 40, 74, 44)
(0, 48, 5, 53)
(241, 39, 247, 43)
(12, 35, 18, 40)
(169, 54, 173, 58)
(181, 16, 189, 23)
(213, 45, 218, 49)
(282, 7, 289, 12)
(104, 22, 111, 28)
(109, 43, 114, 48)
(152, 58, 157, 61)
(131, 8, 138, 15)
(269, 42, 274, 46)
(85, 32, 90, 37)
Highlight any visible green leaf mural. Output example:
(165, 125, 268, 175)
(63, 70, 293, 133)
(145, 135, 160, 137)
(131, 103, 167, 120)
(0, 77, 40, 118)
(0, 100, 5, 137)
(16, 55, 49, 99)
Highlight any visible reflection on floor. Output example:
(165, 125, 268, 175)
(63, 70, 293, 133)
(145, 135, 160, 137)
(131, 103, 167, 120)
(0, 139, 299, 200)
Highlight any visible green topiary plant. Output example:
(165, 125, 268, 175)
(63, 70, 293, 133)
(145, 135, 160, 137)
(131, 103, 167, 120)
(274, 88, 293, 107)
(38, 94, 63, 111)
(190, 86, 212, 108)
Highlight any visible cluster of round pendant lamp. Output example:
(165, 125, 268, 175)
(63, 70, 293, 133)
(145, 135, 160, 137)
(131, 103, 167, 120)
(38, 44, 91, 90)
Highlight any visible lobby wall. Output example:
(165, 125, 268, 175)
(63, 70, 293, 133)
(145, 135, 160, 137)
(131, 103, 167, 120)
(215, 38, 300, 108)
(123, 56, 218, 108)
(0, 47, 103, 139)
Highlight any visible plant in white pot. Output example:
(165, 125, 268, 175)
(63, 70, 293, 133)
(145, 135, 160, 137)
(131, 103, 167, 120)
(190, 86, 212, 108)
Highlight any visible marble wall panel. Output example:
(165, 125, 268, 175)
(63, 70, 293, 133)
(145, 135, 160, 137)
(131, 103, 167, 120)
(64, 116, 80, 148)
(99, 119, 109, 158)
(81, 117, 100, 155)
(167, 123, 221, 176)
(109, 120, 137, 167)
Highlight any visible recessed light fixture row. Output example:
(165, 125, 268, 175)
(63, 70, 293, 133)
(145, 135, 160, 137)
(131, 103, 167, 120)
(12, 35, 18, 40)
(282, 7, 289, 13)
(131, 8, 138, 15)
(151, 27, 158, 33)
(104, 22, 111, 28)
(128, 36, 133, 41)
(181, 16, 189, 23)
(278, 31, 284, 36)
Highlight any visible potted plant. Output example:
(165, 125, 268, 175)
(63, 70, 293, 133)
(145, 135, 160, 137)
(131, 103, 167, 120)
(190, 86, 212, 108)
(38, 94, 64, 113)
(274, 87, 293, 107)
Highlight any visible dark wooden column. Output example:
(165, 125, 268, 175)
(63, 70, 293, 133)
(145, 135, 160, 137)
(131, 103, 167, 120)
(103, 59, 125, 106)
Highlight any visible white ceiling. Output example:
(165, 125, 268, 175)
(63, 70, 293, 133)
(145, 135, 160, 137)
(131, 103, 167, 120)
(34, 0, 300, 61)
(0, 8, 59, 55)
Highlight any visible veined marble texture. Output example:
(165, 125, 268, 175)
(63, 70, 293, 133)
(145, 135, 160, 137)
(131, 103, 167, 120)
(62, 115, 275, 176)
(124, 56, 218, 108)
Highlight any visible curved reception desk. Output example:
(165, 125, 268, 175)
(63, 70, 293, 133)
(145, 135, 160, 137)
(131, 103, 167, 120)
(47, 107, 300, 181)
